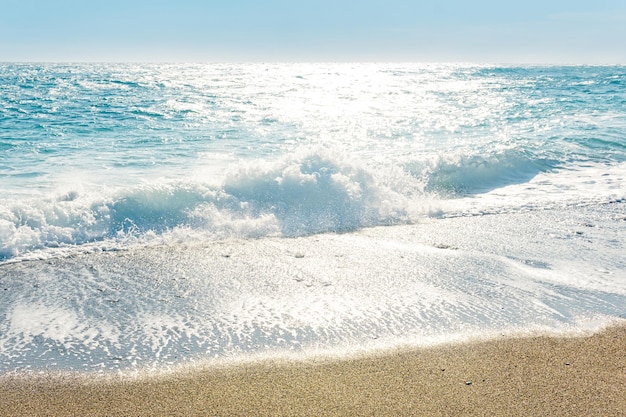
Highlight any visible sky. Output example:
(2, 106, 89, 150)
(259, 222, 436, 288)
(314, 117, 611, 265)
(1, 0, 625, 63)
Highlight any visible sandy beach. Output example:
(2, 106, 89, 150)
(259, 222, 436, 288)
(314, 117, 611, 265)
(1, 324, 624, 416)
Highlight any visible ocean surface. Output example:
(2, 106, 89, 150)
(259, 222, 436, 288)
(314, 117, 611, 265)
(1, 63, 625, 374)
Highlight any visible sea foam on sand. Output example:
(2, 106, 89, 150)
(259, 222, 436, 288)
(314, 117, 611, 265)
(1, 202, 624, 374)
(1, 325, 624, 417)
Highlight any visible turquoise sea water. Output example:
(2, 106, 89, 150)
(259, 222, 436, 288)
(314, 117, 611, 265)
(1, 64, 625, 373)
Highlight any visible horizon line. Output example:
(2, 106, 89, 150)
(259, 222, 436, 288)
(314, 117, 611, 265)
(2, 60, 625, 66)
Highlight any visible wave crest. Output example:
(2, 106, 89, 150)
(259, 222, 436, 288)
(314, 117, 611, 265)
(422, 149, 556, 195)
(0, 149, 426, 261)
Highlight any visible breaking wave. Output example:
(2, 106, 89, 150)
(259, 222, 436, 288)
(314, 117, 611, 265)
(1, 145, 621, 262)
(0, 149, 427, 261)
(421, 149, 558, 194)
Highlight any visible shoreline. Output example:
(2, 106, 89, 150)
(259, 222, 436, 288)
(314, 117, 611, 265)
(1, 324, 624, 416)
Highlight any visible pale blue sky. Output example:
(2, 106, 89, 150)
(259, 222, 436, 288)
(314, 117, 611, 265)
(1, 0, 625, 63)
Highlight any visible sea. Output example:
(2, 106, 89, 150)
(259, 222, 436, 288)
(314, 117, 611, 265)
(1, 63, 625, 375)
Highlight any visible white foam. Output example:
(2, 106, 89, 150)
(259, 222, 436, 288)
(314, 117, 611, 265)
(0, 148, 432, 262)
(1, 202, 624, 373)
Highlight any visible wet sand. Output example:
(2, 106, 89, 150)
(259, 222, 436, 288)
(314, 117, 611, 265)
(1, 325, 624, 416)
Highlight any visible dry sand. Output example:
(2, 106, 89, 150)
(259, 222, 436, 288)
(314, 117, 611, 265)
(1, 325, 624, 416)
